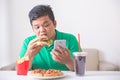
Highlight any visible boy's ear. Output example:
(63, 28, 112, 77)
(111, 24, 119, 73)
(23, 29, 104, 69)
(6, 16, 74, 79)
(53, 20, 57, 28)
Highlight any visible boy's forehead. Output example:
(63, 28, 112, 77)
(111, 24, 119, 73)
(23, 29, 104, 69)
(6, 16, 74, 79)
(32, 16, 51, 25)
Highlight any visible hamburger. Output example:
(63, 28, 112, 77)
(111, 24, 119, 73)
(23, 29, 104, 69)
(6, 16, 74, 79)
(36, 36, 53, 46)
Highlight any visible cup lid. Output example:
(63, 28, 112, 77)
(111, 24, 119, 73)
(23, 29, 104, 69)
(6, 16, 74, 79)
(73, 52, 87, 56)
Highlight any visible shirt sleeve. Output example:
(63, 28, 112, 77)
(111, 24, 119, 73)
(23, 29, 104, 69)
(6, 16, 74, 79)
(67, 35, 82, 58)
(19, 39, 29, 58)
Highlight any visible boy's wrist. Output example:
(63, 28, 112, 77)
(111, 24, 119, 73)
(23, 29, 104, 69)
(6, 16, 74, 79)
(25, 52, 34, 60)
(65, 58, 74, 71)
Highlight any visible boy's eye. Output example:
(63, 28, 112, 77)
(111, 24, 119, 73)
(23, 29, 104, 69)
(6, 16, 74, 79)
(37, 26, 40, 29)
(34, 26, 39, 29)
(43, 23, 50, 27)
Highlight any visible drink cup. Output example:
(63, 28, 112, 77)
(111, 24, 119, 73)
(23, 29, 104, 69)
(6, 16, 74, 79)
(73, 52, 87, 76)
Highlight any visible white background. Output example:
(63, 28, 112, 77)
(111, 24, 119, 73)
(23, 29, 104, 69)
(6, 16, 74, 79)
(0, 0, 120, 69)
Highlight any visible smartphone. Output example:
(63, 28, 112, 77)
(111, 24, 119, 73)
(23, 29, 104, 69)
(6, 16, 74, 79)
(54, 40, 66, 51)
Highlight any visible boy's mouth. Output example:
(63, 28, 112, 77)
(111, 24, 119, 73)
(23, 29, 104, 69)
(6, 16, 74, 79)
(40, 34, 47, 36)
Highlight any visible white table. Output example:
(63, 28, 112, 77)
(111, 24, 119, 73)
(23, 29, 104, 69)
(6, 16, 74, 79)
(0, 71, 120, 80)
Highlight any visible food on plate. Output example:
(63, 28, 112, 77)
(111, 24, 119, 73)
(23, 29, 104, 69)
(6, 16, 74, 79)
(44, 69, 63, 77)
(16, 56, 29, 75)
(30, 69, 63, 77)
(30, 69, 46, 77)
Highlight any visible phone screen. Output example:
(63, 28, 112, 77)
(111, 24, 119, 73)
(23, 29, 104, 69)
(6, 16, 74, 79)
(54, 40, 66, 51)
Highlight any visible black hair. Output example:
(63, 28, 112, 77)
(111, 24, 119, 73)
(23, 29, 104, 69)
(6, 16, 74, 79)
(29, 5, 55, 25)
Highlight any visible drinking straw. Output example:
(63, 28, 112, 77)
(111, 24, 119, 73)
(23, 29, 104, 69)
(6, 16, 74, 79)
(78, 33, 80, 52)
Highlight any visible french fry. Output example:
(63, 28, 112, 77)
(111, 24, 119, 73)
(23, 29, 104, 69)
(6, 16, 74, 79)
(16, 56, 29, 75)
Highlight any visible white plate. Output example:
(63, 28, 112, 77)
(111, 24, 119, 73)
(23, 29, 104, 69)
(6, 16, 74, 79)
(29, 72, 65, 79)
